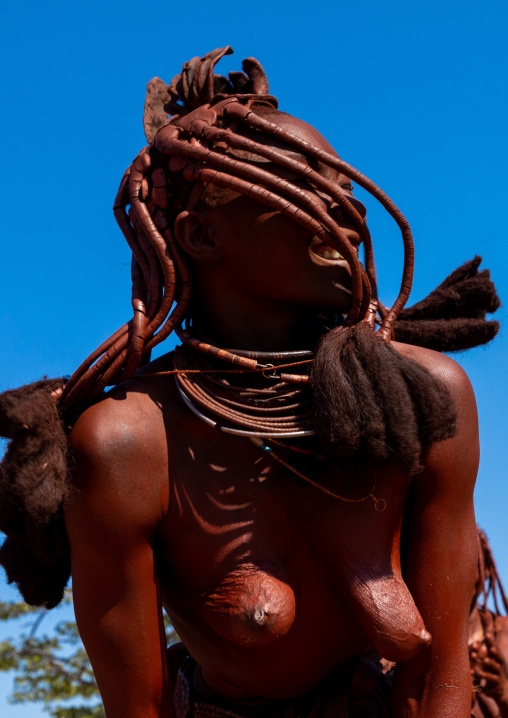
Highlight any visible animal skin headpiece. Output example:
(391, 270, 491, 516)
(60, 46, 415, 413)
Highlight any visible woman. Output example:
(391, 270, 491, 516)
(0, 47, 501, 717)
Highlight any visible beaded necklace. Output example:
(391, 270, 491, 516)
(249, 437, 386, 512)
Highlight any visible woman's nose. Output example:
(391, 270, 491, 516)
(347, 195, 367, 218)
(330, 195, 367, 220)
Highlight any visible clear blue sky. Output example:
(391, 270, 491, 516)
(1, 0, 507, 714)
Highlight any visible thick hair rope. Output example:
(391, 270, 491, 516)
(59, 46, 421, 415)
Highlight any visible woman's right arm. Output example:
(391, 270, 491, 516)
(65, 398, 174, 718)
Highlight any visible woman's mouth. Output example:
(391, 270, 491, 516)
(309, 236, 360, 263)
(312, 243, 344, 260)
(309, 220, 362, 262)
(307, 239, 355, 294)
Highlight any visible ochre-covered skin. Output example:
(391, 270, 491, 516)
(66, 340, 479, 716)
(64, 109, 480, 717)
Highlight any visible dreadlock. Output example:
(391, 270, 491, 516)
(395, 256, 500, 351)
(0, 47, 501, 607)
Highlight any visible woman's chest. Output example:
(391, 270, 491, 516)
(158, 429, 413, 652)
(163, 437, 305, 599)
(162, 426, 409, 570)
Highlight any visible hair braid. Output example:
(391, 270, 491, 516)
(394, 257, 500, 351)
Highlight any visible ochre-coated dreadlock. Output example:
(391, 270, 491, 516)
(0, 47, 501, 607)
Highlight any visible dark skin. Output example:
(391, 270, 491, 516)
(64, 113, 479, 718)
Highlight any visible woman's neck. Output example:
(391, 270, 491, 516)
(189, 306, 332, 353)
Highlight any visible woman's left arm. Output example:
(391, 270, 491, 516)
(392, 346, 480, 718)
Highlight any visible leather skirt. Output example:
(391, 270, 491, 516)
(169, 645, 392, 718)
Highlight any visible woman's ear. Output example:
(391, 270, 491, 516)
(173, 210, 223, 261)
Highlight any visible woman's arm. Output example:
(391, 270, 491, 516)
(392, 345, 480, 718)
(64, 395, 174, 718)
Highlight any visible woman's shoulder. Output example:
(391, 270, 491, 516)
(392, 341, 479, 488)
(391, 340, 475, 401)
(66, 355, 183, 525)
(68, 350, 182, 475)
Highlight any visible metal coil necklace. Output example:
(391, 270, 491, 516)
(146, 328, 386, 511)
(172, 327, 317, 437)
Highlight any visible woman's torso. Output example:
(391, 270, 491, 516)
(136, 362, 428, 700)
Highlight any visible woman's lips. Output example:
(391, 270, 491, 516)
(310, 234, 360, 262)
(313, 244, 343, 260)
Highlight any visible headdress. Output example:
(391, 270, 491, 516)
(59, 47, 416, 416)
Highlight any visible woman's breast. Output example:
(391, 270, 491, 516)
(161, 450, 429, 663)
(161, 458, 300, 648)
(198, 562, 296, 647)
(161, 548, 372, 699)
(312, 467, 431, 662)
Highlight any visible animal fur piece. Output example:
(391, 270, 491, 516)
(0, 378, 70, 607)
(312, 323, 457, 473)
(395, 257, 500, 351)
